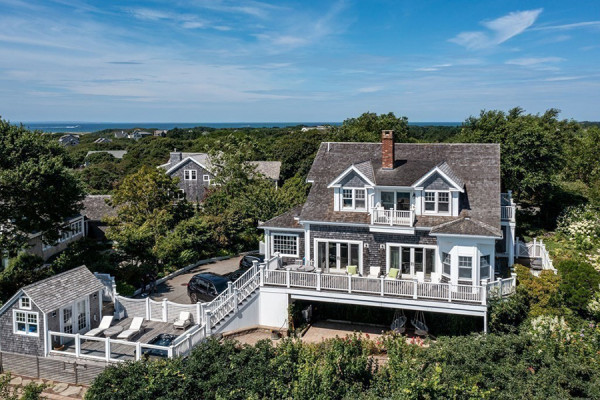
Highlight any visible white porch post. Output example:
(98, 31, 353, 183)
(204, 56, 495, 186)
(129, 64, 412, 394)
(286, 268, 291, 288)
(480, 279, 488, 306)
(316, 269, 321, 291)
(483, 313, 488, 334)
(105, 338, 110, 361)
(145, 297, 150, 320)
(75, 334, 81, 357)
(252, 260, 259, 275)
(413, 279, 418, 299)
(135, 342, 141, 361)
(234, 287, 240, 312)
(380, 276, 385, 296)
(196, 302, 202, 325)
(259, 265, 265, 286)
(162, 298, 168, 322)
(348, 274, 352, 293)
(205, 310, 212, 337)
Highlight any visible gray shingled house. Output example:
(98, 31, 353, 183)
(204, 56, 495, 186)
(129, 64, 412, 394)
(0, 266, 104, 357)
(259, 130, 517, 285)
(159, 151, 282, 202)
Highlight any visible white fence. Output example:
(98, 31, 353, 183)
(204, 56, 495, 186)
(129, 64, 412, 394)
(116, 296, 202, 325)
(263, 268, 492, 304)
(515, 237, 556, 273)
(94, 272, 116, 302)
(486, 275, 517, 297)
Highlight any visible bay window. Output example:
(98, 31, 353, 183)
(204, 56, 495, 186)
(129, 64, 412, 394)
(341, 188, 366, 210)
(442, 252, 451, 276)
(480, 255, 491, 280)
(458, 256, 473, 280)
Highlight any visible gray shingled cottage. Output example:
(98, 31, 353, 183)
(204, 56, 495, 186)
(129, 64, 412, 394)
(0, 266, 104, 357)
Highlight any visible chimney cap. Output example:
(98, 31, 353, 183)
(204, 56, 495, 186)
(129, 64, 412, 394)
(382, 129, 394, 137)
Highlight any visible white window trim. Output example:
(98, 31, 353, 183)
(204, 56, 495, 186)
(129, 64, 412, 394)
(385, 243, 437, 275)
(314, 238, 363, 274)
(203, 174, 210, 182)
(271, 233, 300, 258)
(480, 255, 491, 280)
(184, 169, 197, 181)
(442, 252, 451, 277)
(423, 190, 451, 215)
(13, 309, 39, 337)
(340, 187, 367, 211)
(458, 255, 473, 281)
(19, 296, 32, 310)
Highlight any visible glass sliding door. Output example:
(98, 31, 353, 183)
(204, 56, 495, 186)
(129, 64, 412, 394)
(425, 249, 435, 279)
(388, 245, 436, 280)
(328, 242, 337, 271)
(318, 242, 327, 270)
(401, 247, 411, 275)
(350, 244, 359, 266)
(317, 241, 361, 273)
(414, 248, 424, 273)
(339, 243, 349, 269)
(381, 192, 394, 209)
(396, 192, 411, 211)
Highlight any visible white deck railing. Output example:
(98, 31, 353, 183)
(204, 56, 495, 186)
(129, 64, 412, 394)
(500, 192, 516, 222)
(515, 237, 556, 272)
(371, 209, 414, 226)
(262, 268, 498, 305)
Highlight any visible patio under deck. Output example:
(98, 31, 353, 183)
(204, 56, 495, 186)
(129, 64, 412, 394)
(50, 318, 189, 362)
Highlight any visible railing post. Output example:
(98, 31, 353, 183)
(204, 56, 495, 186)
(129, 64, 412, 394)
(259, 265, 265, 286)
(135, 342, 141, 361)
(205, 310, 212, 337)
(316, 269, 321, 291)
(196, 302, 202, 325)
(187, 334, 192, 355)
(167, 346, 173, 358)
(234, 287, 240, 311)
(75, 334, 81, 357)
(162, 298, 168, 322)
(380, 276, 385, 296)
(348, 274, 352, 293)
(252, 260, 259, 275)
(286, 268, 291, 288)
(480, 280, 487, 305)
(145, 297, 150, 320)
(105, 338, 110, 361)
(228, 281, 234, 296)
(511, 272, 517, 294)
(448, 283, 452, 302)
(413, 279, 418, 299)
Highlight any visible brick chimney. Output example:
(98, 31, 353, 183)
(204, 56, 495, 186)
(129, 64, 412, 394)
(381, 130, 395, 169)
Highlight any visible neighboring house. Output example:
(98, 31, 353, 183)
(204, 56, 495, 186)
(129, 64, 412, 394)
(159, 152, 282, 202)
(301, 125, 329, 132)
(154, 130, 167, 137)
(58, 134, 80, 146)
(260, 130, 517, 284)
(128, 130, 152, 140)
(84, 150, 127, 166)
(93, 137, 112, 144)
(113, 130, 127, 139)
(82, 195, 117, 240)
(0, 266, 104, 357)
(28, 215, 86, 261)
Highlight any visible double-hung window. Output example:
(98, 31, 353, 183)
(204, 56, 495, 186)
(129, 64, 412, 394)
(184, 170, 197, 181)
(272, 234, 299, 257)
(341, 189, 366, 210)
(458, 256, 473, 280)
(442, 252, 451, 276)
(480, 255, 491, 280)
(424, 191, 450, 214)
(14, 310, 38, 336)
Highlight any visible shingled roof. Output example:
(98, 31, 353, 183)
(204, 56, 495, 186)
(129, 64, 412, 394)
(20, 266, 103, 314)
(301, 142, 501, 235)
(260, 205, 304, 229)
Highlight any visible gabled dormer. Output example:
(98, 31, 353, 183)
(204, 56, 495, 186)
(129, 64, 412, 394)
(412, 162, 464, 217)
(328, 162, 375, 212)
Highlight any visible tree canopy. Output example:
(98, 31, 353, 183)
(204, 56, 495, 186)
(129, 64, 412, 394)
(332, 112, 409, 143)
(0, 119, 85, 254)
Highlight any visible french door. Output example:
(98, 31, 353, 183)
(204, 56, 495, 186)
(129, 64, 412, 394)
(60, 298, 89, 335)
(389, 246, 436, 279)
(317, 240, 360, 273)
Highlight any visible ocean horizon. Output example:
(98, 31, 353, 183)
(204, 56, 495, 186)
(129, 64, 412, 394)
(18, 121, 462, 133)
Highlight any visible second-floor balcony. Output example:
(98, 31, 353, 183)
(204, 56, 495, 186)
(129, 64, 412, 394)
(370, 208, 415, 227)
(501, 192, 516, 222)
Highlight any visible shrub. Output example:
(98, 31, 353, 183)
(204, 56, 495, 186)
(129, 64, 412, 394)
(515, 264, 562, 317)
(488, 291, 529, 333)
(557, 260, 600, 315)
(557, 204, 600, 251)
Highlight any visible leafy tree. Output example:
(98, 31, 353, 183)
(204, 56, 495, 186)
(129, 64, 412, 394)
(0, 253, 46, 303)
(515, 264, 562, 317)
(332, 112, 409, 143)
(77, 162, 122, 193)
(85, 151, 117, 165)
(0, 119, 85, 254)
(458, 108, 580, 211)
(106, 166, 192, 271)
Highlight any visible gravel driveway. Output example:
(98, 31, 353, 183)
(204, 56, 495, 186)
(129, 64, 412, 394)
(147, 256, 243, 304)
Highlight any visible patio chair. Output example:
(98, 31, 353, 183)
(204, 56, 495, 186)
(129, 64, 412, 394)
(117, 317, 145, 340)
(368, 267, 381, 279)
(385, 268, 400, 280)
(85, 315, 113, 337)
(173, 311, 192, 330)
(346, 265, 359, 276)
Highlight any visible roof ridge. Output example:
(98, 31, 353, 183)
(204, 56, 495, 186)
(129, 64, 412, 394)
(22, 265, 88, 292)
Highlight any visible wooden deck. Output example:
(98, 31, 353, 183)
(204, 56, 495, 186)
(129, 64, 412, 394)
(52, 318, 191, 362)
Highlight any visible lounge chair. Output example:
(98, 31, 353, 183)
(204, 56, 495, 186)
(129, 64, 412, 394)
(85, 315, 113, 337)
(173, 311, 192, 330)
(117, 317, 145, 340)
(346, 265, 359, 276)
(385, 268, 400, 280)
(368, 267, 381, 279)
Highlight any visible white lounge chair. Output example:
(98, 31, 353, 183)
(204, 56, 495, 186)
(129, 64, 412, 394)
(174, 312, 192, 330)
(85, 315, 113, 337)
(117, 317, 145, 340)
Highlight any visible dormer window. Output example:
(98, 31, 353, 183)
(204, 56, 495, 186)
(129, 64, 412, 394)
(342, 188, 366, 210)
(424, 191, 450, 214)
(19, 296, 31, 310)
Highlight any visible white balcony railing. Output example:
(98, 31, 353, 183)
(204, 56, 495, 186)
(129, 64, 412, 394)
(501, 192, 516, 222)
(371, 209, 414, 226)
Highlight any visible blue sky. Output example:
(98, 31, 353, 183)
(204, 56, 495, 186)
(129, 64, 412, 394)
(1, 0, 599, 122)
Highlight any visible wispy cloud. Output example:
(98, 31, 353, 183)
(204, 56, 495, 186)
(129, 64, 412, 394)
(505, 57, 564, 66)
(450, 9, 542, 49)
(356, 86, 384, 93)
(534, 21, 600, 31)
(416, 63, 452, 72)
(544, 76, 586, 82)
